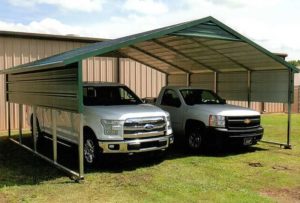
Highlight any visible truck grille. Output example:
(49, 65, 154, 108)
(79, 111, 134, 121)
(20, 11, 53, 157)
(123, 117, 166, 139)
(226, 116, 261, 130)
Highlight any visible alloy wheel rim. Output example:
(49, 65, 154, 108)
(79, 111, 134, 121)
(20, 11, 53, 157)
(84, 139, 95, 164)
(189, 131, 201, 149)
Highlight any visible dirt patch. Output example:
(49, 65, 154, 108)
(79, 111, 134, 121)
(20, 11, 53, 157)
(0, 193, 8, 203)
(272, 165, 291, 171)
(248, 162, 263, 167)
(261, 187, 300, 203)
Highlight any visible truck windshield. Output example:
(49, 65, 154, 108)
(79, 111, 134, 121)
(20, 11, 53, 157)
(180, 89, 225, 105)
(83, 86, 143, 106)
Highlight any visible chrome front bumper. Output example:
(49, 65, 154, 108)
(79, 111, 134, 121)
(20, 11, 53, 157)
(99, 135, 174, 153)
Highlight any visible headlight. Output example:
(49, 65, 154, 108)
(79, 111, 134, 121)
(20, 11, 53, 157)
(166, 113, 172, 130)
(209, 115, 225, 128)
(101, 120, 122, 136)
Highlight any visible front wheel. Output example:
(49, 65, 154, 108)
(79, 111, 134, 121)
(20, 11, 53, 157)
(84, 135, 100, 167)
(187, 126, 204, 151)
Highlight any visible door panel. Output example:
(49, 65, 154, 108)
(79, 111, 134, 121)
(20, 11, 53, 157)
(159, 89, 183, 133)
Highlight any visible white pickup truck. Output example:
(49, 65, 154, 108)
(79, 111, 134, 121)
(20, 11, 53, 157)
(28, 83, 173, 166)
(155, 86, 263, 150)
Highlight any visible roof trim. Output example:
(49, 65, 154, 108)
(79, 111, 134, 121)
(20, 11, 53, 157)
(0, 30, 106, 43)
(0, 61, 65, 74)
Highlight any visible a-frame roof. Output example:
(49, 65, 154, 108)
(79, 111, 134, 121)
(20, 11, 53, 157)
(2, 16, 298, 74)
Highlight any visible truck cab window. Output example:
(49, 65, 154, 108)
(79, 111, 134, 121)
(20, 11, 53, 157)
(119, 87, 134, 100)
(83, 86, 142, 106)
(161, 89, 181, 108)
(180, 89, 225, 105)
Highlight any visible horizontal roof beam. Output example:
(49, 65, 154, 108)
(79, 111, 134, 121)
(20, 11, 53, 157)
(118, 51, 169, 75)
(190, 38, 252, 71)
(152, 39, 219, 73)
(130, 45, 191, 74)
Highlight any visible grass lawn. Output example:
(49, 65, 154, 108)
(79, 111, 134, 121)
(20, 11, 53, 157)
(0, 114, 299, 203)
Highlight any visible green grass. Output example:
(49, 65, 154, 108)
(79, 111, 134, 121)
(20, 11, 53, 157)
(0, 114, 300, 203)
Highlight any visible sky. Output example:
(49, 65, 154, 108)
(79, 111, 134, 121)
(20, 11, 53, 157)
(0, 0, 299, 60)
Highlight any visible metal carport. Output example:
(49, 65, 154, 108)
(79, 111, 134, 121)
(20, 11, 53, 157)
(0, 16, 298, 179)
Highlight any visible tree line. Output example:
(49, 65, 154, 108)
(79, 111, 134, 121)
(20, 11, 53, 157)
(288, 60, 300, 66)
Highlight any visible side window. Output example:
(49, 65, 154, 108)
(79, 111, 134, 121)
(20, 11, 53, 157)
(83, 87, 96, 105)
(83, 87, 96, 97)
(201, 91, 216, 102)
(119, 87, 133, 100)
(161, 89, 181, 108)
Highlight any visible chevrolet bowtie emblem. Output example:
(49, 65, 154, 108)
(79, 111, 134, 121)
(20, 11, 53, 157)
(244, 119, 251, 124)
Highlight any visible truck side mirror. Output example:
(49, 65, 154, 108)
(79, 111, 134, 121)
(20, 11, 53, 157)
(142, 97, 157, 104)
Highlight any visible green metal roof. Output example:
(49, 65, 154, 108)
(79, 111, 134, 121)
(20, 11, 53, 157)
(1, 16, 298, 74)
(172, 21, 240, 41)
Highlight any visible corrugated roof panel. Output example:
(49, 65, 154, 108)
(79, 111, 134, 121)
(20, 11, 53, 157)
(120, 47, 183, 74)
(133, 41, 209, 73)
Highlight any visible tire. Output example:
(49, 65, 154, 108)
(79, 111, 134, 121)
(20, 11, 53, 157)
(83, 134, 100, 167)
(186, 125, 204, 152)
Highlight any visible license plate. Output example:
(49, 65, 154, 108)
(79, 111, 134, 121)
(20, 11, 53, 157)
(243, 137, 253, 146)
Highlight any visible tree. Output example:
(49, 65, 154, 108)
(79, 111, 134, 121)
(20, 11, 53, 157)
(288, 60, 300, 66)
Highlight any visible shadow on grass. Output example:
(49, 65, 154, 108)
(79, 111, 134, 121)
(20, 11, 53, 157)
(0, 135, 64, 188)
(0, 133, 268, 186)
(157, 142, 268, 169)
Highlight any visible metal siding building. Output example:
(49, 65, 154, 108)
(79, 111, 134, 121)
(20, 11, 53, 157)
(294, 72, 300, 86)
(0, 31, 166, 130)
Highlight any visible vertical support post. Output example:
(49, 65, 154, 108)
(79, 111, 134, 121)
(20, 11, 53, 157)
(32, 106, 37, 152)
(116, 57, 120, 83)
(7, 102, 11, 138)
(165, 74, 169, 86)
(186, 73, 190, 86)
(6, 75, 11, 138)
(52, 109, 57, 163)
(247, 71, 251, 108)
(19, 104, 23, 144)
(78, 113, 84, 179)
(261, 102, 265, 114)
(78, 60, 84, 179)
(286, 69, 293, 149)
(214, 72, 218, 94)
